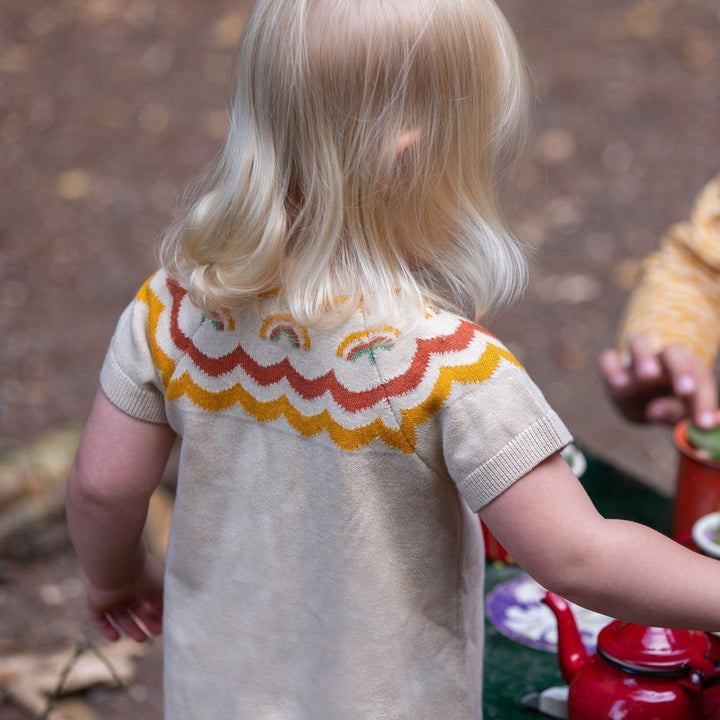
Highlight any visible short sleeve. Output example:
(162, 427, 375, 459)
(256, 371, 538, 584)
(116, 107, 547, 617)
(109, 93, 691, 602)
(100, 283, 167, 424)
(441, 357, 572, 512)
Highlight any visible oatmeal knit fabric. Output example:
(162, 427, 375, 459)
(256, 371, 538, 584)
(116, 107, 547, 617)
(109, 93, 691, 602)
(100, 270, 571, 720)
(619, 173, 720, 367)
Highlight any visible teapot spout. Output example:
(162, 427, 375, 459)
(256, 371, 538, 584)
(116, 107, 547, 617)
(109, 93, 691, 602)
(543, 591, 589, 685)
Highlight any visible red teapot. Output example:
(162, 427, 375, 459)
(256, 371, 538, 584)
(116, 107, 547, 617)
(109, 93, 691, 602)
(543, 591, 720, 720)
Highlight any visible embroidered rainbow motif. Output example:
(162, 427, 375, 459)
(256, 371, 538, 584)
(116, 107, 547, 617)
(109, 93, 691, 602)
(201, 309, 236, 332)
(337, 328, 401, 365)
(260, 314, 311, 350)
(138, 275, 520, 452)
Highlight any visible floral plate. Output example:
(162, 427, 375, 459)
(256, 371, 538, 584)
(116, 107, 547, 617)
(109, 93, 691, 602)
(485, 573, 612, 653)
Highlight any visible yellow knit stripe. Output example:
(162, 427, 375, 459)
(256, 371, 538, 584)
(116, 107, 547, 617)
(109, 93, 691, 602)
(137, 276, 177, 389)
(221, 309, 235, 332)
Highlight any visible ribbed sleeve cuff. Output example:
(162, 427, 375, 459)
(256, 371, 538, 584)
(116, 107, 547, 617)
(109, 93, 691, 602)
(100, 352, 167, 424)
(457, 413, 572, 512)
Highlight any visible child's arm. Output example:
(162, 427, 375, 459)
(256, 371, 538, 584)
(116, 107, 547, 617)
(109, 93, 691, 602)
(66, 388, 176, 642)
(480, 451, 720, 630)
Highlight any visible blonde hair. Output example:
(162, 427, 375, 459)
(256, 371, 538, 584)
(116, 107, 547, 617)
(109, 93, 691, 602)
(160, 0, 531, 324)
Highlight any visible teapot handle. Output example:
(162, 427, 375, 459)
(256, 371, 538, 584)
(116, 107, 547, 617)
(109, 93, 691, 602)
(681, 657, 720, 695)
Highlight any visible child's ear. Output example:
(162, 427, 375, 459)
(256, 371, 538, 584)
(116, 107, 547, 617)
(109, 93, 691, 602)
(396, 129, 420, 155)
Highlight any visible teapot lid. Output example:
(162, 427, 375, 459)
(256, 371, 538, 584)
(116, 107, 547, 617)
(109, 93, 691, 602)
(597, 621, 711, 673)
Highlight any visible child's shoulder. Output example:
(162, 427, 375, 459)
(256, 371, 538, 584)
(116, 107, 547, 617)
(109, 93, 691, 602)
(394, 305, 514, 358)
(134, 268, 175, 309)
(134, 268, 235, 333)
(131, 272, 522, 381)
(355, 305, 524, 395)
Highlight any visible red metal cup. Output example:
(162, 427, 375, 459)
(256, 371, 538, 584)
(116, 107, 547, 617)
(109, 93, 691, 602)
(673, 419, 720, 541)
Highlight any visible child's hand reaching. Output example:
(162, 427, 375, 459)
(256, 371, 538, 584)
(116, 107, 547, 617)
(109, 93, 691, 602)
(87, 552, 164, 643)
(599, 332, 718, 428)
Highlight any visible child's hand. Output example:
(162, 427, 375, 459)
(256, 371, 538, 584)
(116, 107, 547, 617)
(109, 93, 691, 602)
(599, 332, 718, 428)
(86, 552, 164, 643)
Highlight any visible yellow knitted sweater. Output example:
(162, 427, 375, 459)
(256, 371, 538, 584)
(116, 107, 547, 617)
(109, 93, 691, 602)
(619, 173, 720, 367)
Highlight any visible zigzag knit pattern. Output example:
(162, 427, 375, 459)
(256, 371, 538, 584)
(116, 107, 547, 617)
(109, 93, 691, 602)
(136, 271, 522, 453)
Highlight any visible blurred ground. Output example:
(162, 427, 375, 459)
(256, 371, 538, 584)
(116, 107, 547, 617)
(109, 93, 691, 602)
(1, 0, 719, 717)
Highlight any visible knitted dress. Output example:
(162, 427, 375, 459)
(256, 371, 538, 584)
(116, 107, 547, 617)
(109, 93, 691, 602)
(100, 269, 571, 719)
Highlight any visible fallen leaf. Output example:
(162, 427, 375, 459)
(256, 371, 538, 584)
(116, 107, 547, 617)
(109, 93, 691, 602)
(0, 639, 146, 719)
(683, 34, 717, 73)
(535, 129, 576, 165)
(0, 427, 82, 510)
(625, 4, 663, 38)
(86, 0, 122, 23)
(53, 697, 99, 720)
(0, 44, 32, 73)
(138, 103, 169, 135)
(212, 11, 249, 49)
(141, 41, 175, 76)
(56, 170, 92, 201)
(533, 273, 602, 304)
(545, 197, 585, 232)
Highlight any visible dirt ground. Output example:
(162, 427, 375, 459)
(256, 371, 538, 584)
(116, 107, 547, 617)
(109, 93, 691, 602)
(1, 0, 719, 716)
